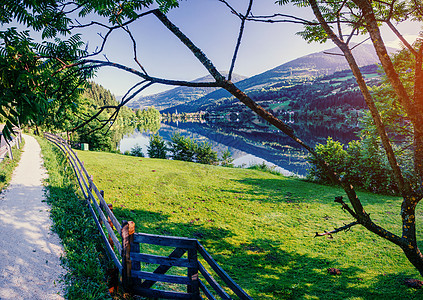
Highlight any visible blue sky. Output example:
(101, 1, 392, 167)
(88, 0, 332, 96)
(3, 0, 420, 97)
(85, 0, 419, 97)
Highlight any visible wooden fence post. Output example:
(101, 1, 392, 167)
(15, 134, 20, 149)
(121, 220, 139, 292)
(121, 220, 132, 291)
(129, 221, 141, 288)
(100, 191, 120, 295)
(188, 247, 200, 298)
(89, 175, 93, 193)
(99, 190, 104, 227)
(100, 190, 115, 249)
(88, 175, 94, 202)
(7, 143, 13, 160)
(107, 203, 115, 248)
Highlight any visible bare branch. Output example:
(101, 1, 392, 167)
(245, 13, 318, 25)
(71, 105, 118, 131)
(350, 37, 371, 50)
(120, 82, 154, 107)
(121, 26, 148, 75)
(228, 0, 254, 81)
(81, 59, 222, 88)
(217, 0, 242, 18)
(72, 10, 157, 59)
(336, 0, 349, 41)
(323, 51, 345, 57)
(334, 196, 357, 219)
(386, 20, 417, 55)
(314, 221, 359, 238)
(152, 9, 225, 83)
(120, 80, 149, 104)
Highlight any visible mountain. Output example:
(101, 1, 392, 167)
(127, 72, 247, 111)
(162, 43, 397, 113)
(240, 43, 393, 90)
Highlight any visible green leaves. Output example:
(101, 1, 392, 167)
(168, 133, 219, 165)
(0, 25, 94, 138)
(78, 0, 179, 25)
(297, 24, 328, 44)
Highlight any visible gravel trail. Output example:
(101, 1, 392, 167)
(0, 134, 65, 300)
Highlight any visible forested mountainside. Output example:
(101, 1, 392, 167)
(165, 65, 380, 126)
(127, 73, 247, 111)
(132, 43, 393, 114)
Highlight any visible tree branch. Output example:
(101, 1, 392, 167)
(386, 20, 417, 55)
(152, 9, 226, 83)
(121, 25, 148, 75)
(71, 105, 117, 131)
(315, 221, 359, 238)
(228, 0, 253, 81)
(81, 59, 222, 88)
(245, 13, 318, 25)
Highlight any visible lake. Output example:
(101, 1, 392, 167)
(119, 120, 358, 177)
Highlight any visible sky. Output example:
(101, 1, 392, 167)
(3, 0, 421, 97)
(81, 0, 329, 96)
(80, 0, 420, 98)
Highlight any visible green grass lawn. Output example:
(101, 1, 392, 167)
(77, 150, 423, 299)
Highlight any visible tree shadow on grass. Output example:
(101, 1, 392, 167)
(113, 206, 234, 241)
(202, 238, 423, 299)
(225, 177, 396, 206)
(111, 207, 423, 299)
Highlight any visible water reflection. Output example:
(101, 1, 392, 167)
(119, 121, 358, 177)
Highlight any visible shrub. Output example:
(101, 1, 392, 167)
(147, 134, 167, 159)
(168, 133, 196, 162)
(248, 161, 281, 175)
(307, 137, 349, 183)
(167, 133, 219, 165)
(307, 137, 399, 194)
(195, 142, 218, 165)
(220, 149, 234, 167)
(130, 144, 144, 157)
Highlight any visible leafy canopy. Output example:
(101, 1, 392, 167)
(0, 0, 179, 138)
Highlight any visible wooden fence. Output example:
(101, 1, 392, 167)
(0, 128, 22, 161)
(44, 133, 253, 300)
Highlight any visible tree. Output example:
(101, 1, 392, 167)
(0, 0, 177, 138)
(0, 27, 91, 139)
(168, 133, 197, 162)
(267, 0, 423, 275)
(130, 144, 144, 157)
(147, 134, 167, 159)
(4, 0, 423, 277)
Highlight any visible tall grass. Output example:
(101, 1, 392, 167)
(77, 150, 423, 299)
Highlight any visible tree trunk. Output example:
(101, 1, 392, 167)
(308, 0, 423, 277)
(414, 127, 423, 182)
(401, 199, 423, 277)
(414, 48, 423, 181)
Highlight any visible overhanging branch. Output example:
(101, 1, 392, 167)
(80, 59, 222, 88)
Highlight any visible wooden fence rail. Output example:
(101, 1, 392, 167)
(0, 128, 22, 161)
(44, 132, 253, 300)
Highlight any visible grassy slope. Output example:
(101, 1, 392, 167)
(77, 150, 423, 299)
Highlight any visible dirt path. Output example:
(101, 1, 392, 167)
(0, 135, 65, 300)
